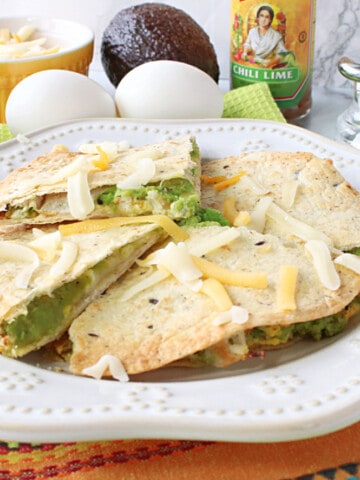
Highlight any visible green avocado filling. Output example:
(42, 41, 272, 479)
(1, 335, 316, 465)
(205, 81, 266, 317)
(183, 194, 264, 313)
(96, 177, 201, 220)
(188, 296, 360, 367)
(189, 248, 360, 366)
(2, 239, 151, 357)
(94, 140, 201, 221)
(246, 296, 360, 349)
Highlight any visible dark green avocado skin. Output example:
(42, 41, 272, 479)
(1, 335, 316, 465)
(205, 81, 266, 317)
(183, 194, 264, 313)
(101, 2, 220, 87)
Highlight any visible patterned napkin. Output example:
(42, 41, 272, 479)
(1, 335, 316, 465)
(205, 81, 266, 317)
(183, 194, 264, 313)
(222, 82, 286, 122)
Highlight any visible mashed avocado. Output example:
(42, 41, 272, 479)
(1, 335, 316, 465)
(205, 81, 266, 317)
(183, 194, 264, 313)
(94, 139, 201, 221)
(246, 295, 360, 349)
(2, 238, 152, 357)
(96, 177, 201, 220)
(187, 296, 360, 367)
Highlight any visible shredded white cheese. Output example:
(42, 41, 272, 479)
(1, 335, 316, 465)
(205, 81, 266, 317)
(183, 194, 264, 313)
(240, 175, 270, 195)
(123, 230, 242, 302)
(213, 306, 249, 326)
(29, 230, 62, 262)
(145, 242, 202, 284)
(0, 241, 40, 289)
(125, 147, 165, 162)
(50, 241, 78, 277)
(79, 140, 130, 159)
(249, 197, 273, 233)
(120, 269, 170, 302)
(67, 169, 95, 220)
(280, 180, 299, 210)
(116, 157, 156, 189)
(189, 228, 240, 257)
(267, 203, 333, 246)
(334, 253, 360, 275)
(305, 240, 341, 291)
(82, 354, 129, 382)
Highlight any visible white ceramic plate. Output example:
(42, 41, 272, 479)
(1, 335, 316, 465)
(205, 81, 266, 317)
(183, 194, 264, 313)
(0, 118, 359, 444)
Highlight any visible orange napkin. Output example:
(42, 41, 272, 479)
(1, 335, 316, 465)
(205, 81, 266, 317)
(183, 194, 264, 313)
(1, 422, 360, 479)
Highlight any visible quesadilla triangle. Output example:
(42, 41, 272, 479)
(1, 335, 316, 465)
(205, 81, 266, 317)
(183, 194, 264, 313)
(0, 218, 173, 358)
(69, 225, 360, 379)
(0, 135, 201, 225)
(201, 151, 360, 252)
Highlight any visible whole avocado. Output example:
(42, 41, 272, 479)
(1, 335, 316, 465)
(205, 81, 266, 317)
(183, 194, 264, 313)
(101, 3, 220, 87)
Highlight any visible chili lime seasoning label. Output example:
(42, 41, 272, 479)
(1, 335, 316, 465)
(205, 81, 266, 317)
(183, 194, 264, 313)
(230, 0, 316, 115)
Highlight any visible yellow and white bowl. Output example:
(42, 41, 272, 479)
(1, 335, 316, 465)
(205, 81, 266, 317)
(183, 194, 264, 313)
(0, 16, 94, 123)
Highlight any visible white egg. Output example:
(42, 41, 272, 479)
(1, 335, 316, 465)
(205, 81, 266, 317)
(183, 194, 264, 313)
(115, 60, 224, 119)
(5, 69, 117, 134)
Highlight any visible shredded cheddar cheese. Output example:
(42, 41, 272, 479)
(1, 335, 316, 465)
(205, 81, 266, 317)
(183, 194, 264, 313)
(59, 215, 189, 243)
(92, 146, 110, 170)
(213, 172, 247, 192)
(233, 211, 251, 226)
(276, 265, 298, 311)
(201, 278, 233, 311)
(51, 144, 69, 153)
(201, 174, 227, 185)
(222, 196, 238, 224)
(192, 256, 268, 289)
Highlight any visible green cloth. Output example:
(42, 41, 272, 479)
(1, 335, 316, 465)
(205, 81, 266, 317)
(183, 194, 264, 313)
(222, 82, 286, 122)
(0, 83, 285, 144)
(0, 124, 12, 143)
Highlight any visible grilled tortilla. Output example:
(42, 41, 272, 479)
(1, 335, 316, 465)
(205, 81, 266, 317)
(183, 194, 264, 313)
(0, 221, 168, 358)
(69, 225, 360, 377)
(201, 151, 360, 251)
(0, 136, 201, 224)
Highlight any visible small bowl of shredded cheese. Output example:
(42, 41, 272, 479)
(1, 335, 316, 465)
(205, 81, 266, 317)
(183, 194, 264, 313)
(0, 16, 94, 123)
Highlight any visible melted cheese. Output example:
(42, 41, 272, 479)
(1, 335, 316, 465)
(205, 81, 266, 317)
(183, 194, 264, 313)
(305, 240, 340, 290)
(192, 256, 268, 288)
(59, 215, 188, 243)
(334, 253, 360, 275)
(276, 265, 298, 311)
(50, 241, 78, 277)
(82, 354, 129, 382)
(67, 169, 95, 220)
(213, 305, 249, 326)
(116, 157, 156, 189)
(0, 241, 39, 289)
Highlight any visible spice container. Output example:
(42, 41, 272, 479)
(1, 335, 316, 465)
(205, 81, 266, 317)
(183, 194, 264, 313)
(230, 0, 316, 121)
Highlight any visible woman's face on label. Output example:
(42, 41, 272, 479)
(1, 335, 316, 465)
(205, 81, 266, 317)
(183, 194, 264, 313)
(257, 10, 272, 27)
